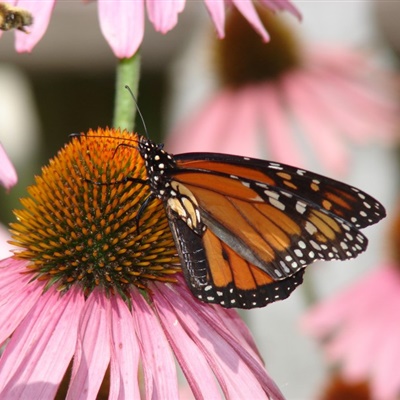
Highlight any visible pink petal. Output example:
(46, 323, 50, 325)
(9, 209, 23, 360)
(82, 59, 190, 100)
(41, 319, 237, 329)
(259, 0, 302, 19)
(151, 284, 224, 399)
(167, 90, 235, 153)
(171, 281, 283, 398)
(0, 143, 17, 190)
(98, 0, 144, 59)
(153, 281, 284, 400)
(281, 71, 349, 174)
(220, 87, 260, 157)
(302, 265, 399, 337)
(231, 0, 269, 42)
(216, 307, 264, 361)
(303, 264, 400, 400)
(297, 70, 374, 144)
(0, 259, 43, 346)
(0, 287, 84, 399)
(167, 88, 262, 157)
(15, 0, 55, 53)
(67, 289, 111, 399)
(146, 0, 185, 34)
(109, 296, 141, 399)
(174, 275, 264, 362)
(311, 66, 399, 143)
(130, 288, 179, 399)
(258, 82, 304, 167)
(327, 299, 386, 378)
(203, 0, 226, 38)
(310, 46, 371, 72)
(370, 293, 400, 399)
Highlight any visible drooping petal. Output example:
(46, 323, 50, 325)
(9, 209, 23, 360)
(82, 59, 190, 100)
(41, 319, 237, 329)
(311, 65, 399, 144)
(258, 82, 304, 167)
(258, 0, 302, 20)
(151, 284, 223, 399)
(219, 87, 260, 157)
(302, 265, 400, 400)
(153, 281, 285, 400)
(281, 70, 349, 174)
(167, 90, 234, 153)
(109, 295, 141, 400)
(0, 287, 84, 399)
(15, 0, 56, 53)
(215, 307, 263, 362)
(146, 0, 185, 34)
(296, 69, 373, 144)
(231, 0, 270, 42)
(67, 289, 111, 400)
(169, 280, 284, 399)
(130, 288, 179, 400)
(373, 296, 400, 399)
(0, 143, 17, 190)
(98, 0, 144, 59)
(203, 0, 226, 38)
(302, 266, 397, 336)
(0, 259, 42, 346)
(167, 88, 260, 157)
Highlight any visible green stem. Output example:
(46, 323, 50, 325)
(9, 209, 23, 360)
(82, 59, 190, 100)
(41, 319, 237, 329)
(113, 53, 141, 131)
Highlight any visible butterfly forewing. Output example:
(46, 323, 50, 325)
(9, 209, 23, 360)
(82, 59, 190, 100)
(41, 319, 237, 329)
(174, 153, 385, 228)
(171, 167, 372, 281)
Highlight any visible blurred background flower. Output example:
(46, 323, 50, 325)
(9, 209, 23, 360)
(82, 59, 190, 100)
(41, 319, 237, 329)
(166, 7, 399, 175)
(302, 205, 400, 400)
(303, 263, 400, 400)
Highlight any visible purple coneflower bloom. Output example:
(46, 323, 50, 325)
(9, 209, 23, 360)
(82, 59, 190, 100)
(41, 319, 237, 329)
(0, 128, 283, 399)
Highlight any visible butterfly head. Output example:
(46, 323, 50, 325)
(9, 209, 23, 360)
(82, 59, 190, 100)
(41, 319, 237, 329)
(138, 136, 177, 198)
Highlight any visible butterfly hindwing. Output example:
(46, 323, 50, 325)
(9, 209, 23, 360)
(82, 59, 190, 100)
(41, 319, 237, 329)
(167, 209, 305, 308)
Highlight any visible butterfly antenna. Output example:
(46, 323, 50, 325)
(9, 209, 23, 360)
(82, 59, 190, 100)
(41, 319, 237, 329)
(124, 85, 149, 139)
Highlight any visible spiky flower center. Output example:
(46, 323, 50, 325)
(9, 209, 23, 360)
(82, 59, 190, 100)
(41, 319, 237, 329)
(10, 128, 180, 297)
(215, 7, 301, 87)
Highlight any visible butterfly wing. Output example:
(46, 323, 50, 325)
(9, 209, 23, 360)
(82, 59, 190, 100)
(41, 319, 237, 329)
(174, 153, 385, 229)
(164, 153, 385, 308)
(167, 209, 305, 308)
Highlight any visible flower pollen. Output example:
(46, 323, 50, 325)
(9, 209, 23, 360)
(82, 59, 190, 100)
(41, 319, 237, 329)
(215, 7, 301, 87)
(9, 128, 180, 298)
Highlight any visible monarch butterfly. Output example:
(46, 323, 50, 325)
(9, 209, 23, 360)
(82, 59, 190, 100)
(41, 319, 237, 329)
(133, 135, 385, 309)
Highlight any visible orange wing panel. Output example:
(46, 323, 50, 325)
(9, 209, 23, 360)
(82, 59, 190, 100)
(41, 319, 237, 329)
(203, 230, 275, 291)
(203, 230, 233, 287)
(175, 172, 263, 201)
(176, 160, 276, 186)
(229, 198, 291, 252)
(182, 183, 276, 264)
